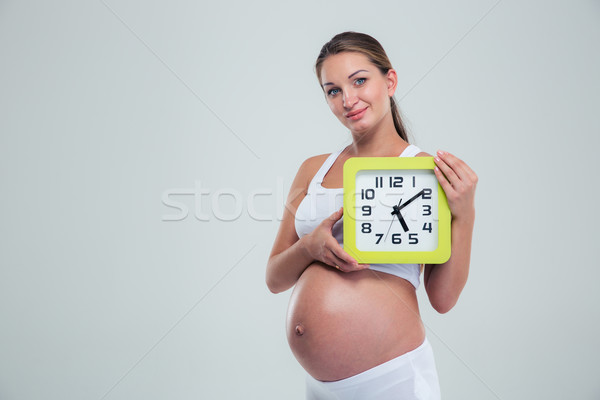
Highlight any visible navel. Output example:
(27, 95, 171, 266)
(295, 323, 305, 336)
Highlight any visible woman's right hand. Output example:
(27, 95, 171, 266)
(302, 207, 370, 272)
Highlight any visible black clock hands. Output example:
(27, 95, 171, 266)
(385, 189, 426, 238)
(391, 205, 409, 232)
(396, 189, 426, 213)
(384, 198, 400, 241)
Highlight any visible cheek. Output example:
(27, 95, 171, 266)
(327, 99, 341, 114)
(367, 87, 391, 110)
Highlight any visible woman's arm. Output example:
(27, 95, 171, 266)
(424, 150, 478, 313)
(266, 157, 366, 294)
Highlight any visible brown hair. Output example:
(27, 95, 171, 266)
(315, 31, 409, 143)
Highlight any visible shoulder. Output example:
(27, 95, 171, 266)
(416, 151, 432, 157)
(284, 153, 331, 209)
(403, 143, 432, 158)
(301, 153, 330, 169)
(285, 153, 332, 201)
(295, 153, 330, 185)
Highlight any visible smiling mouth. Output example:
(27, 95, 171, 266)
(346, 107, 367, 118)
(346, 107, 367, 119)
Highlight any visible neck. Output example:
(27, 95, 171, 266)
(348, 113, 408, 156)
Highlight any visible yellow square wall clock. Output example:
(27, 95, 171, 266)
(343, 157, 451, 264)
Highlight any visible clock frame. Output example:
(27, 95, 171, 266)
(343, 156, 451, 264)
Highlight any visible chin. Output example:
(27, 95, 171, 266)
(347, 122, 372, 136)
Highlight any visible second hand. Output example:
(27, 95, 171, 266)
(384, 198, 402, 241)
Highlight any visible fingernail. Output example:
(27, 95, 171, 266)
(437, 150, 445, 156)
(434, 156, 440, 162)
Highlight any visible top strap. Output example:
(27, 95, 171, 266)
(399, 144, 422, 158)
(310, 148, 345, 186)
(307, 144, 422, 190)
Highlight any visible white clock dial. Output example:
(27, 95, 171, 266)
(354, 169, 440, 252)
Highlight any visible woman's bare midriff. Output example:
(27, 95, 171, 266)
(286, 261, 426, 382)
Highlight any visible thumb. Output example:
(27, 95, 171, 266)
(324, 207, 344, 227)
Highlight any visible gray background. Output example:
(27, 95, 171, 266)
(1, 0, 599, 399)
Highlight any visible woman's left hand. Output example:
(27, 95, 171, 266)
(433, 150, 478, 222)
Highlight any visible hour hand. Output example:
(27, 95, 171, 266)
(391, 205, 409, 232)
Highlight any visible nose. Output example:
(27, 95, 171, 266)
(343, 89, 358, 109)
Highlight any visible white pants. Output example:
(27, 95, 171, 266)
(305, 338, 441, 400)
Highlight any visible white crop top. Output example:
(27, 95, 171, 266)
(294, 145, 423, 289)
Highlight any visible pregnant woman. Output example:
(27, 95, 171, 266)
(266, 31, 477, 399)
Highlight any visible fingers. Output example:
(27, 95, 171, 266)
(433, 163, 452, 195)
(433, 150, 478, 220)
(434, 151, 462, 184)
(434, 151, 478, 190)
(310, 227, 363, 271)
(318, 207, 370, 272)
(322, 207, 344, 228)
(332, 260, 371, 272)
(329, 245, 364, 272)
(334, 263, 371, 272)
(433, 153, 457, 191)
(330, 253, 355, 272)
(435, 151, 477, 184)
(331, 245, 356, 266)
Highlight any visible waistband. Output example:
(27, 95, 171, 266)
(308, 337, 432, 390)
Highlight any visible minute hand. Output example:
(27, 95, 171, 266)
(396, 189, 426, 212)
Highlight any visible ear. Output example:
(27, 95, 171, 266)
(385, 69, 398, 97)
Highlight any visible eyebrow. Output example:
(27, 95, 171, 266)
(322, 69, 369, 87)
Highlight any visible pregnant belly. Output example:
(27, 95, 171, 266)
(286, 262, 426, 382)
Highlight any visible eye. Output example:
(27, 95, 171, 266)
(355, 78, 366, 86)
(327, 88, 340, 97)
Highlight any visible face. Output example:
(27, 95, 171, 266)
(319, 52, 397, 135)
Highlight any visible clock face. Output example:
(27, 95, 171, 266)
(354, 169, 440, 252)
(343, 156, 451, 264)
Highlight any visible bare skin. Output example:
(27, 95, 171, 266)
(286, 262, 426, 381)
(266, 51, 477, 381)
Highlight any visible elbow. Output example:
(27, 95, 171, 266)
(265, 270, 288, 294)
(266, 278, 283, 294)
(428, 293, 458, 314)
(266, 280, 290, 294)
(265, 256, 298, 294)
(265, 261, 278, 293)
(265, 274, 278, 293)
(432, 301, 454, 314)
(425, 277, 465, 314)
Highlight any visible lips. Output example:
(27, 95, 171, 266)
(346, 107, 367, 120)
